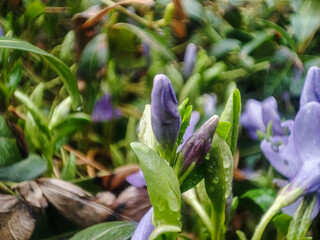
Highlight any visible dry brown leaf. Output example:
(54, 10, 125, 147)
(111, 186, 151, 222)
(100, 164, 140, 191)
(37, 178, 132, 228)
(83, 0, 154, 29)
(0, 194, 37, 240)
(72, 6, 102, 60)
(15, 181, 48, 209)
(172, 0, 189, 38)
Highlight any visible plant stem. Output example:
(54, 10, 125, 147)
(211, 205, 225, 240)
(182, 188, 213, 234)
(251, 186, 303, 240)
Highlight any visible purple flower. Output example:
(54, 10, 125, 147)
(0, 26, 3, 36)
(151, 74, 181, 151)
(300, 66, 320, 107)
(126, 170, 146, 188)
(132, 207, 154, 240)
(126, 171, 154, 240)
(261, 102, 320, 218)
(183, 43, 197, 78)
(91, 94, 120, 122)
(241, 97, 284, 139)
(179, 115, 219, 175)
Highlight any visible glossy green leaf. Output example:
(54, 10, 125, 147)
(0, 116, 22, 167)
(7, 59, 22, 90)
(220, 89, 241, 155)
(241, 31, 275, 56)
(14, 90, 50, 138)
(131, 142, 181, 227)
(215, 121, 231, 140)
(180, 163, 205, 193)
(0, 36, 80, 108)
(272, 213, 292, 237)
(69, 221, 136, 240)
(204, 134, 233, 239)
(177, 99, 193, 146)
(0, 154, 47, 182)
(242, 189, 276, 212)
(138, 104, 157, 152)
(113, 23, 176, 61)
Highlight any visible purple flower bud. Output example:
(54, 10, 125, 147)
(132, 207, 154, 240)
(183, 43, 197, 78)
(91, 94, 121, 122)
(300, 66, 320, 107)
(177, 111, 200, 151)
(151, 74, 181, 151)
(180, 115, 219, 175)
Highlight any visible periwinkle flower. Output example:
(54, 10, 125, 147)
(179, 115, 219, 175)
(151, 74, 181, 151)
(183, 43, 197, 78)
(126, 171, 153, 240)
(261, 102, 320, 218)
(241, 96, 284, 139)
(142, 40, 151, 67)
(131, 207, 154, 240)
(300, 66, 320, 107)
(91, 94, 121, 122)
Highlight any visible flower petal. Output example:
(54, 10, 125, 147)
(262, 97, 284, 136)
(132, 207, 154, 240)
(300, 66, 320, 107)
(294, 102, 320, 162)
(241, 99, 265, 139)
(260, 135, 301, 179)
(126, 170, 147, 188)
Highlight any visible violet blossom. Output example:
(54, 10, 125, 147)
(241, 96, 284, 139)
(261, 102, 320, 218)
(91, 94, 120, 122)
(126, 171, 154, 240)
(300, 66, 320, 107)
(151, 74, 181, 151)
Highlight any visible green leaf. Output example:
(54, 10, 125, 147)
(149, 225, 181, 240)
(287, 195, 317, 240)
(7, 60, 22, 91)
(0, 154, 47, 182)
(180, 163, 205, 193)
(49, 97, 72, 131)
(14, 90, 51, 139)
(25, 112, 50, 152)
(131, 142, 181, 227)
(242, 189, 276, 212)
(24, 0, 45, 21)
(272, 213, 292, 237)
(259, 19, 295, 51)
(0, 36, 80, 109)
(52, 113, 91, 150)
(204, 134, 233, 239)
(77, 33, 108, 81)
(177, 99, 193, 146)
(215, 121, 231, 140)
(241, 31, 275, 56)
(69, 221, 136, 240)
(113, 23, 176, 61)
(0, 116, 22, 167)
(61, 153, 76, 181)
(220, 89, 241, 155)
(138, 105, 157, 152)
(179, 73, 201, 106)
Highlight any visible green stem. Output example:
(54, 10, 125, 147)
(182, 188, 213, 234)
(251, 186, 303, 240)
(211, 205, 225, 240)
